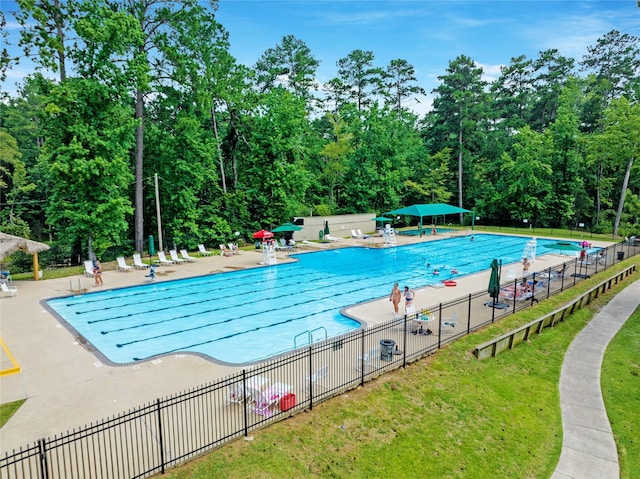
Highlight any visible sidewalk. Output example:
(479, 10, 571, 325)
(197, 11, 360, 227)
(551, 278, 639, 479)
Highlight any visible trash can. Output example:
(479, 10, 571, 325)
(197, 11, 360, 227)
(380, 339, 395, 361)
(617, 251, 624, 260)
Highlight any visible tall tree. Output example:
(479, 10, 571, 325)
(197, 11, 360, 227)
(15, 0, 75, 82)
(427, 55, 487, 219)
(38, 79, 135, 257)
(254, 34, 320, 104)
(335, 49, 382, 111)
(490, 54, 534, 131)
(379, 58, 425, 117)
(581, 30, 640, 103)
(530, 49, 575, 131)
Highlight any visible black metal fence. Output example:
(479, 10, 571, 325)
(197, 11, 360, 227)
(1, 240, 638, 479)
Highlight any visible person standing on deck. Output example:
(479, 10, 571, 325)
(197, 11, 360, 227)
(389, 283, 402, 318)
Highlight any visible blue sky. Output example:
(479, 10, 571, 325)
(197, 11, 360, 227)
(2, 0, 639, 115)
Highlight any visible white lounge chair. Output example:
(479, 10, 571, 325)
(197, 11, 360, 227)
(133, 253, 150, 269)
(304, 365, 329, 395)
(1, 282, 18, 297)
(169, 249, 187, 264)
(442, 312, 459, 333)
(228, 243, 242, 255)
(155, 251, 176, 265)
(252, 382, 292, 417)
(116, 256, 134, 272)
(180, 249, 197, 262)
(197, 244, 213, 256)
(219, 244, 233, 257)
(325, 234, 343, 241)
(356, 347, 380, 373)
(356, 229, 369, 239)
(225, 375, 269, 406)
(351, 229, 360, 238)
(83, 260, 95, 277)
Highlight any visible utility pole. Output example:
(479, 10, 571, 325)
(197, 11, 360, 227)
(155, 173, 163, 252)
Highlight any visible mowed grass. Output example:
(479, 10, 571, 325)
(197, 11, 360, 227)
(0, 399, 26, 428)
(602, 306, 640, 479)
(159, 263, 638, 479)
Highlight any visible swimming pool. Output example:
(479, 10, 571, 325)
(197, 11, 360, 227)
(46, 234, 565, 364)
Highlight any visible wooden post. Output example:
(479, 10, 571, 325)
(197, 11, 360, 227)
(33, 252, 40, 281)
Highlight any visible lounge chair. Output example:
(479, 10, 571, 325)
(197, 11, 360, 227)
(252, 382, 292, 417)
(133, 253, 150, 269)
(1, 282, 18, 297)
(228, 243, 242, 255)
(442, 312, 459, 333)
(350, 229, 360, 238)
(226, 375, 269, 406)
(155, 251, 176, 265)
(116, 256, 134, 272)
(304, 365, 329, 396)
(145, 265, 157, 281)
(180, 249, 197, 262)
(356, 229, 369, 239)
(325, 234, 343, 241)
(275, 239, 290, 251)
(219, 244, 233, 257)
(169, 249, 187, 264)
(356, 346, 380, 373)
(197, 244, 213, 256)
(84, 260, 95, 277)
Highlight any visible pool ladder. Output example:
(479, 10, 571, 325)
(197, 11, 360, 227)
(294, 327, 327, 349)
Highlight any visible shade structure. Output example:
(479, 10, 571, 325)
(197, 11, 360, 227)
(385, 203, 472, 236)
(371, 216, 392, 222)
(0, 232, 51, 281)
(252, 229, 274, 240)
(543, 242, 583, 252)
(272, 223, 303, 233)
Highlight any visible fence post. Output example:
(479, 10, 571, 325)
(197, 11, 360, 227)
(437, 303, 443, 349)
(308, 345, 314, 410)
(38, 438, 48, 479)
(156, 398, 165, 474)
(242, 370, 249, 436)
(466, 294, 472, 333)
(359, 329, 365, 386)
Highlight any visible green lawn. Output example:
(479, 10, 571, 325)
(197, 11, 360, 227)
(156, 262, 638, 478)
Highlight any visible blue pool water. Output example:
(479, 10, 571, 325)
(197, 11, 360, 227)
(47, 235, 566, 364)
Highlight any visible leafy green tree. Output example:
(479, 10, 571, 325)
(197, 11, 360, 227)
(530, 49, 575, 131)
(15, 0, 75, 82)
(490, 54, 534, 131)
(254, 34, 320, 104)
(318, 114, 353, 205)
(581, 30, 640, 103)
(427, 55, 488, 219)
(379, 58, 425, 118)
(335, 49, 382, 111)
(591, 98, 640, 236)
(38, 79, 135, 257)
(0, 130, 36, 227)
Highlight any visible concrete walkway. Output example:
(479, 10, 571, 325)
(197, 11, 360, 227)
(551, 278, 640, 479)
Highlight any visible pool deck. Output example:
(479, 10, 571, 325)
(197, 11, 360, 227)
(0, 232, 613, 452)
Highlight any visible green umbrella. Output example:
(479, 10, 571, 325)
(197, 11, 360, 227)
(371, 216, 392, 222)
(485, 259, 509, 309)
(544, 242, 583, 252)
(272, 222, 303, 233)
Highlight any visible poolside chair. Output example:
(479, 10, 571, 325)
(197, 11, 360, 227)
(356, 346, 380, 373)
(169, 249, 187, 264)
(304, 365, 329, 396)
(351, 229, 359, 238)
(252, 382, 292, 417)
(116, 256, 134, 272)
(227, 243, 243, 255)
(325, 234, 343, 241)
(180, 249, 197, 262)
(442, 312, 459, 333)
(219, 244, 233, 257)
(155, 251, 176, 265)
(226, 375, 269, 406)
(133, 253, 150, 269)
(1, 282, 18, 297)
(274, 239, 289, 252)
(356, 229, 369, 239)
(84, 260, 96, 277)
(197, 244, 213, 256)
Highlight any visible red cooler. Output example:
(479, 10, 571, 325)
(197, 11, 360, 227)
(280, 393, 296, 411)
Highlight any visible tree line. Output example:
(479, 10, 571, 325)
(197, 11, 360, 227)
(0, 1, 639, 264)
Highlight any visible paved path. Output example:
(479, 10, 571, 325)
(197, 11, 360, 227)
(551, 278, 639, 479)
